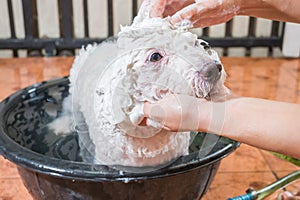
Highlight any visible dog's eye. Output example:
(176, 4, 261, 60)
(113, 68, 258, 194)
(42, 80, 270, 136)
(149, 52, 163, 62)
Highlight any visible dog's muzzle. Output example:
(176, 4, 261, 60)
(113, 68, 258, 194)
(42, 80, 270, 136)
(197, 61, 222, 83)
(192, 61, 223, 98)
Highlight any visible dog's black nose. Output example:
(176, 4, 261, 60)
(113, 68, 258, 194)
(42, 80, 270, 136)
(216, 63, 222, 72)
(198, 61, 222, 82)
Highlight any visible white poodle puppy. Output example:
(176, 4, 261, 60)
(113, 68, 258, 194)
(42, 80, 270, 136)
(49, 16, 228, 168)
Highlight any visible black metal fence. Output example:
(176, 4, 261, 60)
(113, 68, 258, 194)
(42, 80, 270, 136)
(0, 0, 285, 57)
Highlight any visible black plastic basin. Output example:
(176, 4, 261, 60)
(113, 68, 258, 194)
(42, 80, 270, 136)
(0, 77, 239, 200)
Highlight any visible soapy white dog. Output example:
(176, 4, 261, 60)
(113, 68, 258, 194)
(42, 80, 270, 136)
(49, 11, 228, 168)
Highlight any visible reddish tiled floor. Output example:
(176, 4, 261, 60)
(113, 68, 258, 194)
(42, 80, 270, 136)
(0, 178, 33, 200)
(260, 150, 300, 172)
(267, 172, 300, 200)
(203, 145, 300, 200)
(0, 157, 33, 200)
(218, 144, 271, 172)
(203, 172, 276, 199)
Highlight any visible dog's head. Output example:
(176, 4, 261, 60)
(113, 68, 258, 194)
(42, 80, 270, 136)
(116, 18, 227, 103)
(86, 18, 228, 167)
(95, 18, 228, 137)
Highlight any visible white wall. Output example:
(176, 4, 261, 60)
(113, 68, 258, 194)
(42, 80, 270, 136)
(282, 23, 300, 57)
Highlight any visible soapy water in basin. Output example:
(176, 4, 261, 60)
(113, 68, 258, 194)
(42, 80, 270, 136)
(4, 77, 234, 174)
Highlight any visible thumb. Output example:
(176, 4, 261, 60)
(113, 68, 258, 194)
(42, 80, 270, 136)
(144, 101, 166, 123)
(143, 101, 170, 130)
(143, 101, 152, 118)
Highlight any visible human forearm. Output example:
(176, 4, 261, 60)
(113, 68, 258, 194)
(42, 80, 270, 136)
(201, 97, 300, 159)
(143, 94, 300, 159)
(150, 0, 300, 28)
(236, 0, 300, 23)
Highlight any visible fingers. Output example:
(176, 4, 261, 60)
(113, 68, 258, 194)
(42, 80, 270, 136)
(170, 3, 200, 26)
(147, 0, 236, 27)
(143, 102, 172, 130)
(144, 101, 166, 123)
(145, 118, 166, 130)
(129, 103, 145, 125)
(169, 0, 236, 28)
(143, 101, 152, 118)
(279, 191, 300, 200)
(149, 0, 167, 17)
(143, 94, 202, 132)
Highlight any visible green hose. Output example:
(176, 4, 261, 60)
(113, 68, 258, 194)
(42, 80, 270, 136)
(271, 152, 300, 167)
(228, 170, 300, 200)
(256, 170, 300, 200)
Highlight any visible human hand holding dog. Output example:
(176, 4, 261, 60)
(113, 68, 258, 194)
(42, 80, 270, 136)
(143, 95, 300, 160)
(143, 94, 210, 132)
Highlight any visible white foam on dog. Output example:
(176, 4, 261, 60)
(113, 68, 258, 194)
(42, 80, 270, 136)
(49, 6, 228, 169)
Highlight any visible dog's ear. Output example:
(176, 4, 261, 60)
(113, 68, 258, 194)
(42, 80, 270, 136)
(195, 39, 215, 57)
(198, 40, 211, 49)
